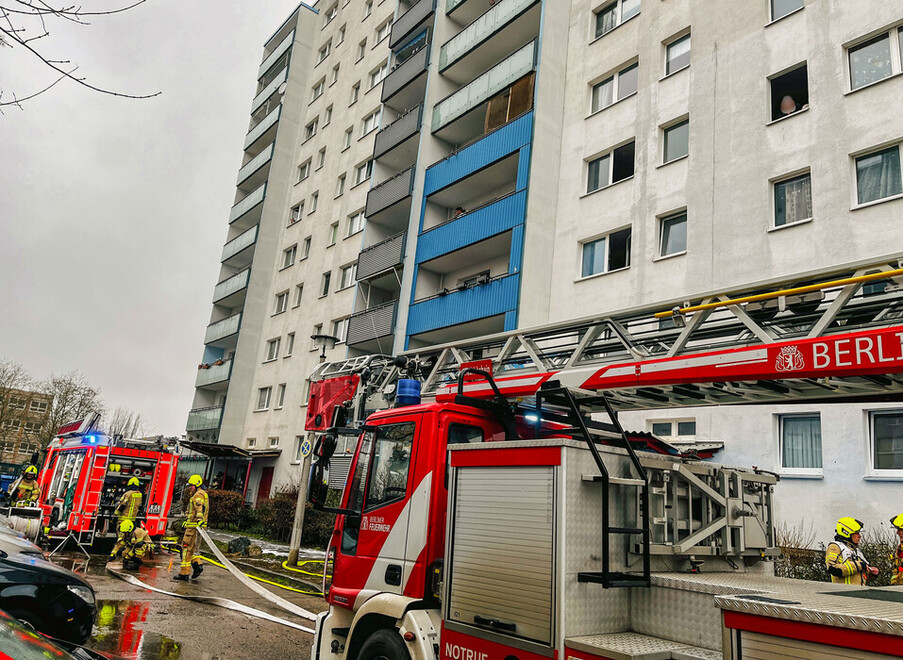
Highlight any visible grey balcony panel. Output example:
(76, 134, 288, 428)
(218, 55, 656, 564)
(195, 360, 232, 388)
(237, 143, 274, 186)
(258, 30, 294, 79)
(439, 0, 539, 71)
(347, 301, 397, 346)
(245, 105, 281, 151)
(212, 268, 250, 303)
(357, 231, 406, 281)
(186, 406, 223, 432)
(229, 183, 266, 224)
(389, 0, 436, 50)
(221, 225, 258, 263)
(381, 45, 429, 104)
(251, 68, 287, 114)
(366, 167, 414, 218)
(205, 313, 242, 344)
(374, 105, 422, 159)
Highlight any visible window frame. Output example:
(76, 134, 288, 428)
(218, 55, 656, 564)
(662, 118, 689, 164)
(336, 173, 347, 197)
(769, 0, 804, 23)
(276, 384, 286, 409)
(354, 159, 373, 186)
(265, 337, 281, 362)
(586, 140, 636, 193)
(589, 60, 639, 114)
(297, 160, 311, 182)
(868, 409, 903, 478)
(274, 291, 289, 315)
(282, 244, 297, 269)
(664, 31, 691, 77)
(853, 143, 903, 208)
(579, 226, 632, 279)
(768, 62, 809, 122)
(772, 170, 813, 228)
(310, 191, 319, 213)
(332, 317, 349, 343)
(329, 222, 339, 246)
(304, 119, 319, 141)
(777, 412, 823, 477)
(321, 271, 332, 297)
(846, 28, 903, 93)
(347, 210, 365, 236)
(256, 387, 272, 411)
(361, 108, 382, 136)
(285, 332, 295, 356)
(317, 40, 332, 64)
(592, 0, 641, 41)
(289, 203, 303, 225)
(311, 78, 325, 102)
(658, 210, 687, 258)
(339, 263, 357, 289)
(375, 19, 392, 44)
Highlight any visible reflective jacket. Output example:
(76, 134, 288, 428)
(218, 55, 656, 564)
(115, 489, 143, 520)
(892, 542, 903, 587)
(8, 477, 40, 506)
(111, 527, 152, 559)
(825, 538, 869, 585)
(184, 488, 209, 528)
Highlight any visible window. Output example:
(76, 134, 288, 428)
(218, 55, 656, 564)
(247, 437, 257, 448)
(276, 384, 286, 408)
(317, 147, 327, 169)
(269, 436, 280, 447)
(651, 420, 696, 438)
(305, 119, 318, 141)
(361, 108, 381, 135)
(317, 40, 331, 63)
(338, 24, 346, 44)
(336, 173, 346, 197)
(8, 397, 26, 410)
(343, 127, 353, 149)
(329, 222, 339, 246)
(302, 236, 312, 258)
(587, 141, 635, 192)
(297, 160, 311, 182)
(856, 145, 902, 205)
(311, 79, 325, 101)
(311, 324, 323, 349)
(282, 244, 297, 268)
(663, 119, 689, 163)
(340, 263, 357, 289)
(448, 424, 484, 445)
(350, 82, 360, 105)
(364, 423, 414, 510)
(357, 40, 367, 61)
(332, 318, 349, 343)
(774, 172, 812, 226)
(665, 33, 691, 75)
(324, 3, 337, 25)
(848, 30, 902, 91)
(870, 411, 903, 472)
(29, 400, 48, 414)
(365, 1, 372, 18)
(266, 338, 281, 361)
(659, 211, 687, 257)
(321, 271, 332, 297)
(294, 284, 304, 307)
(375, 19, 392, 43)
(256, 387, 272, 411)
(581, 227, 631, 277)
(770, 64, 808, 120)
(779, 414, 822, 473)
(23, 421, 41, 433)
(594, 0, 640, 39)
(310, 191, 319, 213)
(285, 332, 295, 356)
(771, 0, 803, 21)
(294, 436, 305, 462)
(347, 210, 365, 236)
(591, 62, 638, 113)
(354, 160, 373, 185)
(289, 203, 303, 225)
(274, 291, 289, 314)
(324, 104, 333, 125)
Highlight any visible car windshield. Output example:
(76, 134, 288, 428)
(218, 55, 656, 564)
(0, 608, 74, 659)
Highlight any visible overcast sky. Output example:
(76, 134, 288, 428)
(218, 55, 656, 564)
(0, 0, 307, 435)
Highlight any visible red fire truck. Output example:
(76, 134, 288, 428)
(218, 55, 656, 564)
(36, 414, 179, 548)
(306, 263, 903, 660)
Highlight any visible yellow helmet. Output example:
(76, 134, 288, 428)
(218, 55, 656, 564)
(128, 477, 140, 487)
(24, 465, 38, 476)
(836, 517, 864, 539)
(119, 519, 134, 533)
(188, 474, 203, 487)
(890, 514, 903, 530)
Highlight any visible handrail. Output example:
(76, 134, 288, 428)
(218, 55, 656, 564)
(360, 230, 406, 253)
(429, 108, 532, 167)
(421, 190, 519, 235)
(350, 299, 398, 318)
(372, 165, 415, 189)
(415, 272, 516, 303)
(377, 104, 422, 133)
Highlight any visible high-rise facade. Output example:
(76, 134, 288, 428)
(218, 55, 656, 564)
(188, 0, 903, 525)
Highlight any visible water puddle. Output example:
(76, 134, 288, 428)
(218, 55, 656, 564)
(90, 599, 181, 659)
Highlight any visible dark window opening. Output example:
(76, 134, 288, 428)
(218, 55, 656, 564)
(771, 65, 808, 120)
(608, 227, 631, 270)
(611, 142, 635, 183)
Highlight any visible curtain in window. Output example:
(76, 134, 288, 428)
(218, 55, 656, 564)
(596, 6, 617, 37)
(873, 413, 903, 470)
(622, 0, 640, 22)
(782, 416, 822, 468)
(857, 147, 903, 204)
(775, 175, 812, 225)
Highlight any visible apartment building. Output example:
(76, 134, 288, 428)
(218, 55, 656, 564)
(0, 388, 52, 463)
(188, 0, 903, 528)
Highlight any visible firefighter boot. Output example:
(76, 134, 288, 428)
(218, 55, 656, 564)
(172, 574, 190, 582)
(123, 557, 142, 571)
(191, 562, 204, 580)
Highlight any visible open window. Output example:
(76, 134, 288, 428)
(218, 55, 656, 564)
(770, 64, 808, 121)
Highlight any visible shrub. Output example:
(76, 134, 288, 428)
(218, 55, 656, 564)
(208, 489, 245, 530)
(255, 491, 296, 542)
(301, 503, 336, 548)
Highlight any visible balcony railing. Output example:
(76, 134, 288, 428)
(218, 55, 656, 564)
(186, 406, 223, 432)
(389, 0, 435, 50)
(212, 268, 250, 303)
(195, 360, 232, 388)
(347, 301, 397, 346)
(251, 68, 287, 114)
(205, 313, 242, 344)
(374, 105, 422, 159)
(237, 143, 274, 186)
(229, 182, 266, 224)
(432, 40, 536, 132)
(357, 231, 406, 280)
(366, 167, 414, 218)
(382, 43, 429, 103)
(407, 273, 519, 336)
(258, 30, 294, 79)
(439, 0, 537, 70)
(221, 225, 258, 263)
(245, 105, 281, 151)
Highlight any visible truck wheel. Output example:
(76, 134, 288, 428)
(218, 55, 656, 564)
(359, 629, 411, 660)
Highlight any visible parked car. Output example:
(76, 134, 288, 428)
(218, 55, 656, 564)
(0, 607, 107, 660)
(0, 532, 97, 645)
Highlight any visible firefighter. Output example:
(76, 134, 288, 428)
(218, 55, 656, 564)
(890, 514, 903, 586)
(108, 519, 152, 570)
(114, 477, 143, 527)
(825, 517, 879, 585)
(173, 474, 208, 582)
(7, 465, 40, 506)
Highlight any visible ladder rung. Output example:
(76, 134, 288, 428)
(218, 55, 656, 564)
(581, 475, 646, 486)
(609, 526, 647, 535)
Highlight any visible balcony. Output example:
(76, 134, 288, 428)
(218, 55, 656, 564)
(389, 0, 436, 50)
(446, 0, 490, 25)
(365, 167, 414, 223)
(221, 225, 258, 266)
(251, 68, 287, 115)
(407, 273, 519, 339)
(432, 40, 536, 134)
(373, 105, 422, 168)
(229, 182, 266, 229)
(357, 231, 406, 281)
(439, 0, 540, 85)
(212, 268, 250, 306)
(195, 360, 232, 389)
(245, 105, 281, 152)
(187, 406, 223, 432)
(346, 300, 397, 349)
(381, 41, 429, 111)
(204, 312, 242, 346)
(237, 143, 274, 190)
(258, 30, 294, 79)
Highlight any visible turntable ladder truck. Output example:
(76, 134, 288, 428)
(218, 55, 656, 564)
(308, 257, 903, 660)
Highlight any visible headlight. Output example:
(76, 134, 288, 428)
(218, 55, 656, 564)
(67, 584, 95, 607)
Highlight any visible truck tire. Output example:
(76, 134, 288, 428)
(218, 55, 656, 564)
(359, 629, 411, 660)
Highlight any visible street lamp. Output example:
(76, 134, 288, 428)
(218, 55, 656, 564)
(310, 333, 340, 362)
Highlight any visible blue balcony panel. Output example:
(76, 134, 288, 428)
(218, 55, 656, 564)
(407, 273, 520, 336)
(417, 190, 526, 264)
(425, 111, 533, 195)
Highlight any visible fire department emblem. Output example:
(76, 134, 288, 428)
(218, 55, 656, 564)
(775, 345, 804, 372)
